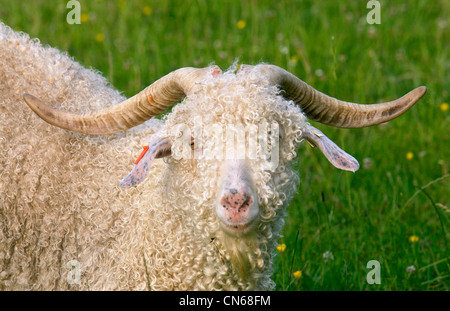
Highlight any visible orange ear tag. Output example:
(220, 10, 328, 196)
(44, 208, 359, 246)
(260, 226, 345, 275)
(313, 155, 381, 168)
(134, 146, 149, 165)
(211, 68, 221, 77)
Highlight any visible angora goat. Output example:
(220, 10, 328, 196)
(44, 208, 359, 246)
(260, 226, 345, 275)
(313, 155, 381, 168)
(0, 22, 426, 290)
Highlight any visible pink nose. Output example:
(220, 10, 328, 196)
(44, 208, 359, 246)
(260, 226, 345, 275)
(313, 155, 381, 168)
(220, 188, 254, 219)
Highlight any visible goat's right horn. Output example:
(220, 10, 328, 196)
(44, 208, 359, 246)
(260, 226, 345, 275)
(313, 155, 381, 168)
(256, 64, 426, 128)
(23, 66, 219, 135)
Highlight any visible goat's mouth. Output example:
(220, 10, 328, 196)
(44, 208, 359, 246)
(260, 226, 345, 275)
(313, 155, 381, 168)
(219, 216, 258, 236)
(216, 198, 259, 236)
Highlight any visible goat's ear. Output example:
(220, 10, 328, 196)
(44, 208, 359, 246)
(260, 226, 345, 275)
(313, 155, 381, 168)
(119, 136, 172, 187)
(302, 126, 359, 172)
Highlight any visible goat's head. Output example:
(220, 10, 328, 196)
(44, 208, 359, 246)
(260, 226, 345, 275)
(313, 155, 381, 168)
(23, 64, 426, 276)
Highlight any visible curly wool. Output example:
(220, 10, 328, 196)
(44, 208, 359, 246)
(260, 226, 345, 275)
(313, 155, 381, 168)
(0, 22, 308, 290)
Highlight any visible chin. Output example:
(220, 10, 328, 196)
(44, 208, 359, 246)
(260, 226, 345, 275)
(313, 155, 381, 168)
(219, 217, 259, 237)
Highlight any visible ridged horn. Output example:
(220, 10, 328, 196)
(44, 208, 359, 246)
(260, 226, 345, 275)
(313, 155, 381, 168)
(255, 64, 426, 128)
(23, 66, 219, 135)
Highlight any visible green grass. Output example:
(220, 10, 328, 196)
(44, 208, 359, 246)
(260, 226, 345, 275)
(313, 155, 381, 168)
(1, 0, 448, 290)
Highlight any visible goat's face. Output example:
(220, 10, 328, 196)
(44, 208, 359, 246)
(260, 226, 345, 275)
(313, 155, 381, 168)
(154, 67, 307, 238)
(130, 71, 311, 276)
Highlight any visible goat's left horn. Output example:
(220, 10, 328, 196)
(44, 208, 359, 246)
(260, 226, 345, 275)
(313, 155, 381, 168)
(258, 64, 426, 128)
(23, 66, 218, 135)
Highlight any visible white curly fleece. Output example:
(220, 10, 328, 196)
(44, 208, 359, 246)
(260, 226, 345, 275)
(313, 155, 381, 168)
(0, 22, 309, 290)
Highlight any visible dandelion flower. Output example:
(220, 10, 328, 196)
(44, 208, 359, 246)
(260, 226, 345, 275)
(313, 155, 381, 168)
(409, 235, 419, 243)
(276, 243, 286, 253)
(293, 270, 302, 279)
(406, 152, 414, 160)
(236, 20, 246, 30)
(95, 33, 105, 43)
(142, 6, 152, 16)
(80, 13, 89, 23)
(440, 102, 448, 111)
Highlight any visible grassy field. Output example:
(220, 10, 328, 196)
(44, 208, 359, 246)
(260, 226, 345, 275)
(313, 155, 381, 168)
(1, 0, 448, 290)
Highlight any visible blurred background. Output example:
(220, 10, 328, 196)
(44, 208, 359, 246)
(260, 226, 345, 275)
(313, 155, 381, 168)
(0, 0, 448, 290)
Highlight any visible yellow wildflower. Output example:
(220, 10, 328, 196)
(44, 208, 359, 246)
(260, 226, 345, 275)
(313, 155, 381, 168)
(276, 243, 286, 253)
(80, 13, 89, 23)
(237, 20, 246, 30)
(293, 270, 302, 279)
(409, 235, 419, 243)
(142, 6, 152, 16)
(290, 55, 299, 63)
(118, 0, 126, 9)
(95, 33, 105, 43)
(406, 152, 414, 160)
(440, 102, 448, 111)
